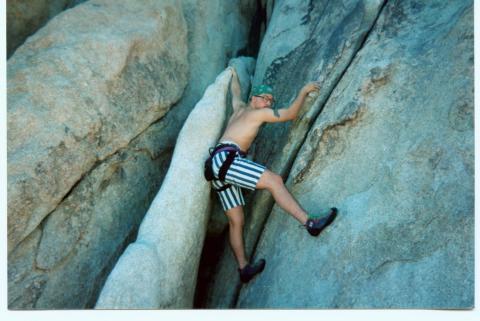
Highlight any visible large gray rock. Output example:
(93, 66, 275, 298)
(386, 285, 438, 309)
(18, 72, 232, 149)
(203, 0, 386, 307)
(9, 136, 175, 308)
(96, 67, 234, 309)
(7, 0, 86, 58)
(8, 0, 258, 309)
(8, 0, 189, 309)
(237, 0, 473, 308)
(8, 0, 188, 255)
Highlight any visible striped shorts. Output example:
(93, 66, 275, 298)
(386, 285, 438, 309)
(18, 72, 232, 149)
(211, 143, 266, 211)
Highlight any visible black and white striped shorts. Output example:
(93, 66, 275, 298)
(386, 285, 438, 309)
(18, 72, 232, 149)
(211, 145, 266, 211)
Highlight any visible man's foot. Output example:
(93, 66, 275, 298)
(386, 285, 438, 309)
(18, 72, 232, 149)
(238, 259, 266, 283)
(302, 207, 338, 236)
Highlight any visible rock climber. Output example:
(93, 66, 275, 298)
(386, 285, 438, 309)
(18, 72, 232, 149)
(204, 66, 337, 283)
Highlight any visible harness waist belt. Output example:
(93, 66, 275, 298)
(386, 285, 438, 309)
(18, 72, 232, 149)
(206, 143, 247, 191)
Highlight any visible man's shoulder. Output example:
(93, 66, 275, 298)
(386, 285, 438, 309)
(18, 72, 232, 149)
(247, 107, 292, 123)
(244, 108, 269, 122)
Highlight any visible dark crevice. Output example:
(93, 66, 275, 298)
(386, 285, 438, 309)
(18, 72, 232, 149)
(193, 229, 228, 308)
(235, 0, 389, 307)
(238, 0, 268, 58)
(193, 0, 269, 309)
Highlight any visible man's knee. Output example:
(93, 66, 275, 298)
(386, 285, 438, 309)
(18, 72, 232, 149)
(256, 169, 284, 190)
(229, 216, 244, 229)
(226, 206, 244, 227)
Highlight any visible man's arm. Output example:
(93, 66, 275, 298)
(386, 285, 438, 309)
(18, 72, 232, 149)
(229, 67, 244, 111)
(253, 82, 320, 123)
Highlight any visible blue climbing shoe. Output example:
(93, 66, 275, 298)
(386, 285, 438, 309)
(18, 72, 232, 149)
(238, 259, 266, 283)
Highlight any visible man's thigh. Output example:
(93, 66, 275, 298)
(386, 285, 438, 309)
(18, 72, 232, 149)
(213, 182, 245, 211)
(223, 156, 266, 190)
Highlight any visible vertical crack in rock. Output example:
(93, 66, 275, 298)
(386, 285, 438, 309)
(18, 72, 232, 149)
(85, 224, 140, 308)
(290, 0, 389, 179)
(242, 2, 389, 297)
(292, 104, 366, 185)
(242, 0, 268, 57)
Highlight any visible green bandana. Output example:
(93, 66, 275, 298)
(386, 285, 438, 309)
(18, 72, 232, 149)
(250, 84, 273, 97)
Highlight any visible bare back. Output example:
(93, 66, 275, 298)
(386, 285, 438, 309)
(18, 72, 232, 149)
(219, 102, 263, 151)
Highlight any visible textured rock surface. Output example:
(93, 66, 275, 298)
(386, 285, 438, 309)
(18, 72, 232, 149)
(203, 0, 387, 308)
(236, 0, 473, 308)
(8, 0, 189, 309)
(96, 67, 234, 309)
(8, 0, 258, 309)
(9, 0, 254, 308)
(11, 132, 176, 309)
(8, 0, 188, 255)
(7, 0, 473, 310)
(7, 0, 86, 58)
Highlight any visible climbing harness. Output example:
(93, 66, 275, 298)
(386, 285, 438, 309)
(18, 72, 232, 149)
(204, 143, 247, 191)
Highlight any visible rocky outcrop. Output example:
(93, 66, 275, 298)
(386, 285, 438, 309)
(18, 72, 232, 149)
(7, 0, 86, 58)
(236, 0, 473, 308)
(7, 0, 189, 308)
(96, 60, 254, 308)
(8, 0, 189, 258)
(8, 0, 258, 309)
(8, 0, 473, 310)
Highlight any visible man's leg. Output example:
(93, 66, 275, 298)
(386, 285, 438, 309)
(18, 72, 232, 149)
(225, 205, 248, 269)
(225, 204, 266, 283)
(256, 169, 309, 225)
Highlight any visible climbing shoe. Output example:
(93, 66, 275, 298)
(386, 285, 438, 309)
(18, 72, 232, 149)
(302, 207, 338, 237)
(238, 259, 266, 283)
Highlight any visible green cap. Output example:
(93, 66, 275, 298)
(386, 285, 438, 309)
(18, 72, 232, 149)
(250, 84, 273, 97)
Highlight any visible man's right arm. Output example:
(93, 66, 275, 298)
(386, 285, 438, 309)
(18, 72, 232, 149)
(229, 67, 244, 111)
(250, 107, 295, 123)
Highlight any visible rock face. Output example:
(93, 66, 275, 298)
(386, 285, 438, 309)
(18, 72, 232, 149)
(203, 0, 387, 307)
(7, 0, 86, 58)
(240, 0, 473, 308)
(96, 61, 252, 308)
(7, 0, 189, 309)
(7, 0, 473, 310)
(8, 0, 189, 258)
(8, 0, 258, 309)
(163, 0, 257, 126)
(203, 0, 473, 309)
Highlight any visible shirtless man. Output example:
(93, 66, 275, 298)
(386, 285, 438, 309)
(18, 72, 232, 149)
(208, 67, 337, 283)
